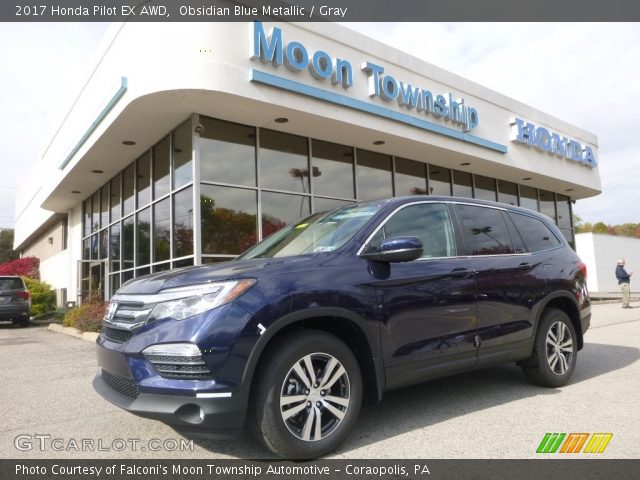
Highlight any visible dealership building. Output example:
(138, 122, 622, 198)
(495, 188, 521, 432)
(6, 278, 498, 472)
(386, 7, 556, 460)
(14, 21, 601, 306)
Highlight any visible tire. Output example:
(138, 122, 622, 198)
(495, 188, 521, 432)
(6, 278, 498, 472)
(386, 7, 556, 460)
(13, 317, 29, 328)
(522, 308, 577, 387)
(250, 330, 362, 459)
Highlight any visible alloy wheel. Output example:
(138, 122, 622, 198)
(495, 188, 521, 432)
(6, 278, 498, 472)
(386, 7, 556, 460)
(545, 320, 574, 375)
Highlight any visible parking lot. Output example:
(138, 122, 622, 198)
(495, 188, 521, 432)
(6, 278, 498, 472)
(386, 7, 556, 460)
(0, 302, 638, 459)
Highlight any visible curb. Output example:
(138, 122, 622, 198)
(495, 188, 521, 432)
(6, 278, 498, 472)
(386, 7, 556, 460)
(48, 323, 99, 343)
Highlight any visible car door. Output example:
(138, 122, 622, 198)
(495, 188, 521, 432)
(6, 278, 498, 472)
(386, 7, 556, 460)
(361, 202, 478, 390)
(453, 204, 547, 365)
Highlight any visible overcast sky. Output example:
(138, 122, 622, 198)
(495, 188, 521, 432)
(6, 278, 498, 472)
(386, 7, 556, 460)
(1, 22, 638, 229)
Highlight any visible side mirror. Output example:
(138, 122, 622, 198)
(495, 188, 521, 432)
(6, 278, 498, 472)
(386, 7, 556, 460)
(360, 236, 423, 263)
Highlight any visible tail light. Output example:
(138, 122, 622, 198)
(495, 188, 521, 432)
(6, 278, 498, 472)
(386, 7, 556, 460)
(578, 260, 587, 278)
(14, 291, 30, 301)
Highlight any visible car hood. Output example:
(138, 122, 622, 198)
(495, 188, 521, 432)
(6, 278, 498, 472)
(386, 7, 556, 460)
(115, 256, 314, 295)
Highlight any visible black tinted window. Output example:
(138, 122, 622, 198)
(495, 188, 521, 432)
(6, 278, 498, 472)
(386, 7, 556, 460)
(509, 212, 561, 252)
(456, 205, 515, 255)
(365, 203, 456, 258)
(0, 277, 24, 290)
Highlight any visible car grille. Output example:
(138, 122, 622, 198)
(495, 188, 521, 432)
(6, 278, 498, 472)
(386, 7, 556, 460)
(101, 370, 140, 400)
(100, 327, 134, 344)
(144, 354, 212, 380)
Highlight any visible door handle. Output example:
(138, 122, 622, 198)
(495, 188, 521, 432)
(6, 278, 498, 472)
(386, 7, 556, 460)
(450, 268, 473, 278)
(518, 263, 532, 271)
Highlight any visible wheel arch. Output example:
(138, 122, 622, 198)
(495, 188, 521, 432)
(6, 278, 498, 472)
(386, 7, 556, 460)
(533, 292, 584, 350)
(241, 308, 384, 407)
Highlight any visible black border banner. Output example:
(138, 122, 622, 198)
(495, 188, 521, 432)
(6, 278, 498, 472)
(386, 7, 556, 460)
(4, 0, 640, 22)
(3, 459, 640, 480)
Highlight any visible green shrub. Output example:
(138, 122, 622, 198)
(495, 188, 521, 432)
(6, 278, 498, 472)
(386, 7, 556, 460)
(63, 294, 107, 332)
(31, 309, 65, 323)
(23, 277, 55, 316)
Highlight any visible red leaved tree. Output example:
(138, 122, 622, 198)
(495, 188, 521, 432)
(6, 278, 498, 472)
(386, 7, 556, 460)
(0, 256, 40, 279)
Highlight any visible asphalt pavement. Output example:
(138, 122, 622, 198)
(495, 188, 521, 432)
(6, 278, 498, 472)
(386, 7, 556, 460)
(0, 301, 638, 459)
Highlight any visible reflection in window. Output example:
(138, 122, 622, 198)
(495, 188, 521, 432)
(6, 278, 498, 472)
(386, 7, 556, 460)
(314, 197, 353, 213)
(110, 223, 120, 272)
(153, 197, 171, 262)
(173, 186, 193, 257)
(260, 129, 309, 193)
(173, 121, 193, 189)
(456, 205, 514, 255)
(200, 117, 256, 186)
(556, 194, 572, 228)
(137, 207, 150, 266)
(519, 185, 538, 212)
(261, 191, 310, 238)
(110, 174, 121, 222)
(99, 229, 108, 259)
(365, 203, 456, 258)
(174, 258, 194, 268)
(200, 185, 257, 255)
(91, 191, 100, 232)
(498, 180, 518, 206)
(123, 163, 135, 216)
(474, 175, 496, 201)
(510, 212, 561, 252)
(83, 238, 90, 261)
(122, 215, 134, 270)
(452, 170, 472, 198)
(428, 166, 451, 195)
(100, 186, 109, 228)
(311, 140, 354, 199)
(356, 149, 392, 201)
(83, 198, 91, 237)
(136, 152, 151, 207)
(153, 136, 171, 199)
(395, 157, 428, 196)
(90, 233, 99, 259)
(539, 190, 556, 221)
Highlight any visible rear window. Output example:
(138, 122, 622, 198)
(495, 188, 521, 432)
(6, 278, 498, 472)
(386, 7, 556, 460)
(0, 277, 25, 290)
(509, 212, 561, 252)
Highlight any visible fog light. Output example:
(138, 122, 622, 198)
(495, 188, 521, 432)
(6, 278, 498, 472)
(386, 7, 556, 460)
(142, 343, 211, 380)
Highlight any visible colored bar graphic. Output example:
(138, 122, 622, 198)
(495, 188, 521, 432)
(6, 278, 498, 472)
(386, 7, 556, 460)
(583, 433, 613, 454)
(560, 433, 589, 453)
(537, 432, 613, 454)
(536, 433, 566, 453)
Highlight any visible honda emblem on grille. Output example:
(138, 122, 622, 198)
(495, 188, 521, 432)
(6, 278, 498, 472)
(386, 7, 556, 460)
(105, 302, 118, 320)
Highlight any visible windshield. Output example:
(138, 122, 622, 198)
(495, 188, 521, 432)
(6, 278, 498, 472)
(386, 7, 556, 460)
(238, 203, 383, 259)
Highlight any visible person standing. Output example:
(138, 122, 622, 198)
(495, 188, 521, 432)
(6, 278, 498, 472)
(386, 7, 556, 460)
(616, 259, 633, 308)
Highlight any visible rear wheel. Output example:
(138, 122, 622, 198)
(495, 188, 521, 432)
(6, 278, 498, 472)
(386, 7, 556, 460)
(250, 330, 362, 459)
(522, 308, 577, 387)
(14, 317, 29, 328)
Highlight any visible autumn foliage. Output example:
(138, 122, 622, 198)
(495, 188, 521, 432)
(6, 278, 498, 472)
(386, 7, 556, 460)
(0, 256, 39, 279)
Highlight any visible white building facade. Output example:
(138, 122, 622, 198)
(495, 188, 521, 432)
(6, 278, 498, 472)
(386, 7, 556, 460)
(14, 22, 601, 305)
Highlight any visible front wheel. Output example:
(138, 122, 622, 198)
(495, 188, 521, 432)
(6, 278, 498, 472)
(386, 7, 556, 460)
(250, 330, 362, 459)
(522, 308, 577, 387)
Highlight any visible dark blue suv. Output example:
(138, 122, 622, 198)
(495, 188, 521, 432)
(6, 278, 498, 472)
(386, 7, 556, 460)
(94, 196, 590, 458)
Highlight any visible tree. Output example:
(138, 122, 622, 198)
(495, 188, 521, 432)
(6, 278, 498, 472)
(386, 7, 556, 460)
(592, 222, 609, 234)
(0, 256, 39, 279)
(0, 229, 19, 264)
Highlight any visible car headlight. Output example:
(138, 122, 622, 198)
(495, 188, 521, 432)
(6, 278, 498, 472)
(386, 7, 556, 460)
(148, 279, 256, 322)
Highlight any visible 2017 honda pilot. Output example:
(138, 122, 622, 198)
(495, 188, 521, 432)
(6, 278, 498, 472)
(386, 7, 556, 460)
(93, 196, 590, 459)
(0, 276, 31, 327)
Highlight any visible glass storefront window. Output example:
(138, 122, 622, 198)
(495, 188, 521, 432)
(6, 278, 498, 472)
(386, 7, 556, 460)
(556, 194, 572, 228)
(395, 157, 428, 196)
(260, 129, 309, 193)
(99, 229, 108, 259)
(137, 207, 151, 266)
(83, 198, 91, 237)
(539, 189, 556, 221)
(122, 215, 134, 270)
(261, 191, 310, 237)
(153, 262, 171, 273)
(200, 117, 256, 186)
(100, 186, 109, 228)
(153, 197, 171, 263)
(519, 185, 538, 212)
(136, 151, 151, 207)
(356, 149, 392, 201)
(90, 233, 98, 259)
(173, 121, 193, 189)
(474, 175, 497, 201)
(110, 174, 121, 222)
(428, 166, 451, 195)
(123, 163, 135, 216)
(91, 191, 100, 232)
(311, 140, 354, 199)
(201, 185, 258, 255)
(173, 186, 193, 258)
(82, 237, 90, 261)
(110, 223, 120, 272)
(173, 258, 194, 268)
(497, 180, 518, 206)
(452, 170, 472, 197)
(153, 136, 171, 199)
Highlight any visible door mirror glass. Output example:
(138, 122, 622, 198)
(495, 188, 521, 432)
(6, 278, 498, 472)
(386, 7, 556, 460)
(360, 236, 423, 263)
